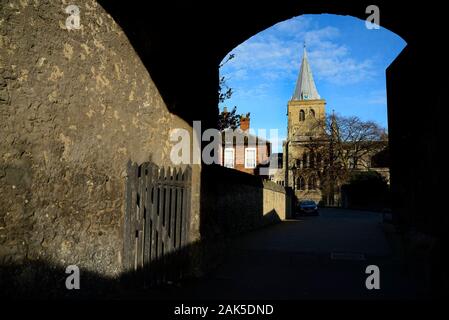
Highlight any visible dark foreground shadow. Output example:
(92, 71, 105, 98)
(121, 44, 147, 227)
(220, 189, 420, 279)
(0, 237, 232, 300)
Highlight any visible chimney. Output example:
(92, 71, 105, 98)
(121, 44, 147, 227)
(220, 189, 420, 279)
(240, 113, 250, 131)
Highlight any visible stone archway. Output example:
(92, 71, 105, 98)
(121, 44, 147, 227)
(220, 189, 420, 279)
(1, 0, 446, 296)
(99, 0, 446, 293)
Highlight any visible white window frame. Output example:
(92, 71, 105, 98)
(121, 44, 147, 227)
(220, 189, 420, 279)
(223, 147, 235, 168)
(245, 148, 257, 169)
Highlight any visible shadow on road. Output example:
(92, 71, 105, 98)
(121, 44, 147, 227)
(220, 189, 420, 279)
(162, 208, 426, 300)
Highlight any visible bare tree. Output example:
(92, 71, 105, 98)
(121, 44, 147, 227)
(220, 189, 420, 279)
(217, 53, 241, 130)
(217, 106, 241, 130)
(304, 113, 388, 205)
(328, 115, 387, 170)
(218, 53, 235, 104)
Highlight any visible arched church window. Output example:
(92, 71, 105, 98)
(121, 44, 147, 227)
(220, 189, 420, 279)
(299, 110, 305, 121)
(297, 177, 305, 190)
(309, 176, 317, 190)
(316, 153, 322, 167)
(303, 153, 308, 168)
(309, 109, 315, 118)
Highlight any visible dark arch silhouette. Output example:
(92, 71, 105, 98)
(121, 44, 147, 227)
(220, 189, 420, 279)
(98, 0, 446, 297)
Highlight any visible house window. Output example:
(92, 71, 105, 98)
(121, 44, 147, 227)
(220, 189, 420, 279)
(224, 148, 235, 168)
(245, 148, 257, 169)
(299, 110, 305, 121)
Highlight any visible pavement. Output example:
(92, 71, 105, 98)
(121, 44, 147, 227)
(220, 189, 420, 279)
(158, 208, 425, 300)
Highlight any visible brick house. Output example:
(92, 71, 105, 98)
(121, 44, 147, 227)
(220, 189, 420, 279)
(219, 113, 271, 176)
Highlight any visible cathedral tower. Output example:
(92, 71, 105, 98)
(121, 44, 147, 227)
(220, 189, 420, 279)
(285, 45, 326, 203)
(288, 46, 326, 140)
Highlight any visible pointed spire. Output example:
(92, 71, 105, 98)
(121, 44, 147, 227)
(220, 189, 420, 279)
(292, 45, 320, 101)
(330, 110, 339, 139)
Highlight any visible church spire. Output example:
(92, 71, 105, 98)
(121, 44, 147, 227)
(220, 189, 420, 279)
(292, 44, 320, 101)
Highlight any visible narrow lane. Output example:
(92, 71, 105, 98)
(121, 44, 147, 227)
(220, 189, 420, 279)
(164, 208, 422, 299)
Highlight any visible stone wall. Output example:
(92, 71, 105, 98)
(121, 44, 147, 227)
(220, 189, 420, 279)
(0, 0, 197, 280)
(263, 180, 292, 221)
(200, 165, 291, 240)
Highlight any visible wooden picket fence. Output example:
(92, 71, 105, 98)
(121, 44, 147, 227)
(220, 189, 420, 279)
(123, 161, 192, 286)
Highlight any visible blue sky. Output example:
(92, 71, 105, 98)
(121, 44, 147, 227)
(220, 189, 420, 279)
(219, 14, 407, 152)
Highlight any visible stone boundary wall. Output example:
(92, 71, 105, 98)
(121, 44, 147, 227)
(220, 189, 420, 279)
(200, 165, 292, 240)
(263, 180, 289, 221)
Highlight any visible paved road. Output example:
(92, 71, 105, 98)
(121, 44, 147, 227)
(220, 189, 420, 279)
(162, 208, 422, 299)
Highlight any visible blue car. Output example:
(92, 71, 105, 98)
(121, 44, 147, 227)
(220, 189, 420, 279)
(297, 200, 319, 216)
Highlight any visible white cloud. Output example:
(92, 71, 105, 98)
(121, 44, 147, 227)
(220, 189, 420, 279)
(233, 83, 271, 99)
(220, 16, 376, 87)
(271, 16, 312, 35)
(366, 89, 387, 105)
